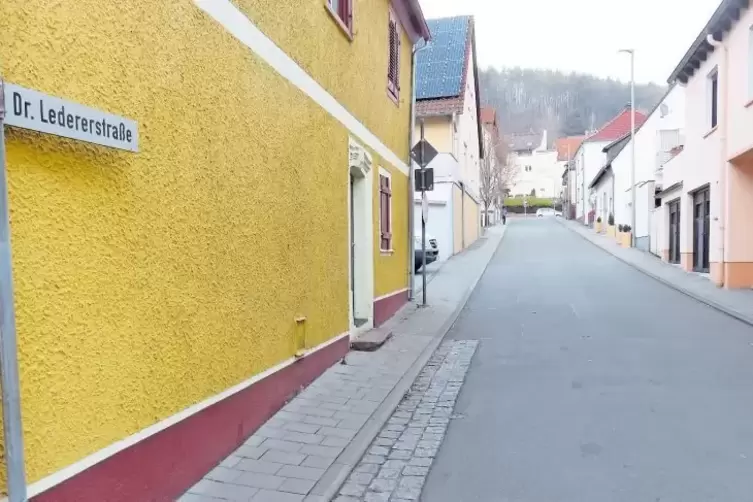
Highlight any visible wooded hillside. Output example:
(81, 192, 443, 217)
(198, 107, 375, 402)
(479, 67, 666, 141)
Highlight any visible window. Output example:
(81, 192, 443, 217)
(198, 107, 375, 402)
(379, 171, 392, 251)
(387, 11, 401, 101)
(709, 69, 719, 129)
(327, 0, 353, 35)
(524, 165, 532, 172)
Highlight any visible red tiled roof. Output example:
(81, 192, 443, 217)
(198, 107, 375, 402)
(416, 97, 464, 117)
(587, 108, 647, 142)
(555, 136, 585, 161)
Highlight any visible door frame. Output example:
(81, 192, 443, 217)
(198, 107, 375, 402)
(668, 199, 680, 264)
(348, 138, 374, 336)
(692, 188, 710, 273)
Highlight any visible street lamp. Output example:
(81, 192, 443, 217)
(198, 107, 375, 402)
(619, 48, 636, 247)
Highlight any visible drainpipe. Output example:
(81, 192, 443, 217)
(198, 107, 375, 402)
(707, 34, 728, 285)
(408, 41, 430, 301)
(460, 182, 465, 249)
(0, 80, 29, 502)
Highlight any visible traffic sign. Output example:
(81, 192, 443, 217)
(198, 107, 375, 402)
(411, 139, 438, 168)
(414, 168, 434, 191)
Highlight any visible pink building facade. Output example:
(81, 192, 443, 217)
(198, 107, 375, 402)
(662, 0, 753, 288)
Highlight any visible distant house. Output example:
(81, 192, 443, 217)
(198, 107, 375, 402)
(609, 85, 685, 252)
(414, 15, 483, 259)
(588, 134, 631, 229)
(556, 136, 585, 219)
(507, 130, 561, 199)
(572, 107, 648, 224)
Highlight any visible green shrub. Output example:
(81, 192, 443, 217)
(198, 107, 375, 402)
(504, 197, 554, 208)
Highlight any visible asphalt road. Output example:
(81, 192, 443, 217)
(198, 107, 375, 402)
(422, 218, 753, 502)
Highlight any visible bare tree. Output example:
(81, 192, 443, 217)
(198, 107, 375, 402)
(479, 136, 517, 226)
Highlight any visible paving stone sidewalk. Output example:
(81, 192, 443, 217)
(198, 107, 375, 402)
(334, 340, 477, 502)
(180, 226, 505, 502)
(562, 219, 753, 325)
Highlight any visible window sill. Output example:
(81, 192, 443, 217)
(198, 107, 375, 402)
(380, 249, 395, 256)
(703, 126, 718, 139)
(386, 88, 399, 106)
(324, 3, 353, 42)
(745, 98, 753, 109)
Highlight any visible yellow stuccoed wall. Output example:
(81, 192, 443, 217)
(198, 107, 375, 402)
(236, 0, 414, 161)
(0, 0, 411, 488)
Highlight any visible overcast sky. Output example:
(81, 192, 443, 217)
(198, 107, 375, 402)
(418, 0, 721, 85)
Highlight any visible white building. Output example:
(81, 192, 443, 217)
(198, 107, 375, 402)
(587, 87, 686, 254)
(507, 130, 561, 198)
(413, 15, 483, 262)
(573, 107, 648, 224)
(613, 85, 685, 251)
(556, 136, 585, 219)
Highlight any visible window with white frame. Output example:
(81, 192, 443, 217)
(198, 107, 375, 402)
(708, 68, 719, 129)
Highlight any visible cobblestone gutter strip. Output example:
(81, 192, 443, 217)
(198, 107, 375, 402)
(334, 340, 478, 502)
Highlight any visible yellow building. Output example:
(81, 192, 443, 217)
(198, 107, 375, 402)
(412, 16, 483, 261)
(0, 0, 429, 499)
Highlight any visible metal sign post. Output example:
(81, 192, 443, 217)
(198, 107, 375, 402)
(410, 126, 436, 308)
(420, 121, 427, 307)
(0, 80, 28, 502)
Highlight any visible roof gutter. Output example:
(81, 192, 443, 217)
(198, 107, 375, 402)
(467, 19, 484, 159)
(393, 0, 431, 43)
(667, 0, 745, 84)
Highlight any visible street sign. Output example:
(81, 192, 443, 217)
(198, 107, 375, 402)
(411, 139, 438, 168)
(2, 82, 139, 152)
(421, 192, 429, 223)
(414, 168, 434, 192)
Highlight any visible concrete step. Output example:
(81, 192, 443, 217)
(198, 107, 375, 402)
(350, 326, 393, 351)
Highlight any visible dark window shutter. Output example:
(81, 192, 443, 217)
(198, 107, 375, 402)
(395, 29, 401, 92)
(379, 175, 392, 249)
(388, 18, 398, 95)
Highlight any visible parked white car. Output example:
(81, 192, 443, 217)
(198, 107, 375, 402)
(536, 208, 556, 217)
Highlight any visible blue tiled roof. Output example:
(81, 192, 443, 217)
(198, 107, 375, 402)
(416, 16, 471, 100)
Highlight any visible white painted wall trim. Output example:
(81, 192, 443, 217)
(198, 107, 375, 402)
(374, 287, 409, 302)
(17, 331, 350, 500)
(194, 0, 409, 176)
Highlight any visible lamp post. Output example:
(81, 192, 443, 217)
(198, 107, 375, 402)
(619, 49, 636, 246)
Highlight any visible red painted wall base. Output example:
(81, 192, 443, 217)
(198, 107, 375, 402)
(32, 335, 350, 502)
(373, 289, 408, 327)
